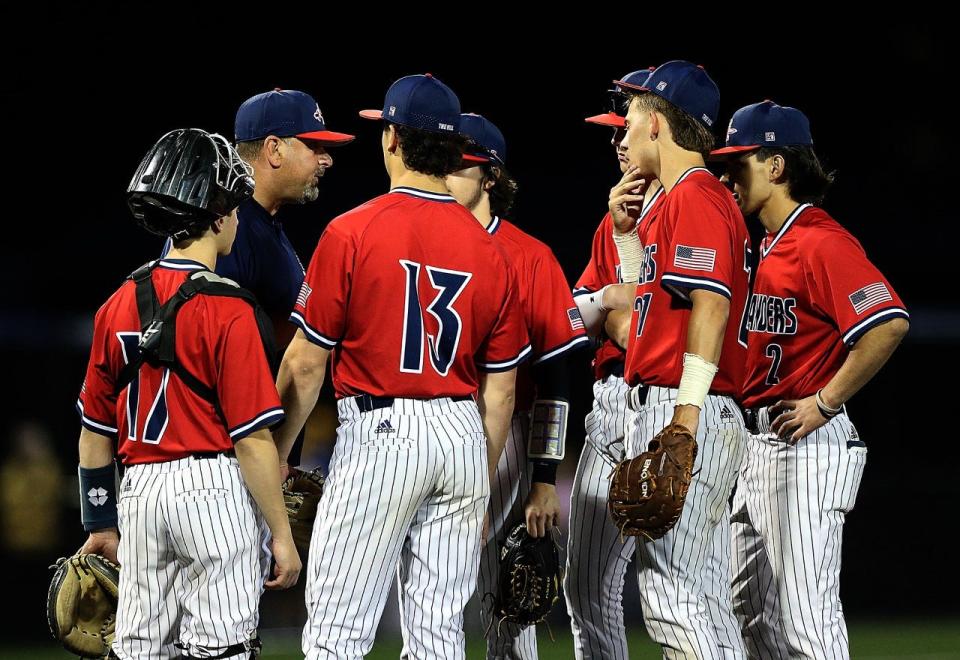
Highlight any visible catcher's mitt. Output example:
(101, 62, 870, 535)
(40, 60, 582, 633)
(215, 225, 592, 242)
(46, 553, 120, 658)
(608, 423, 698, 540)
(492, 523, 561, 629)
(282, 467, 326, 554)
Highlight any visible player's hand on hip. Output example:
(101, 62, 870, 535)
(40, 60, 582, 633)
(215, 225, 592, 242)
(524, 482, 560, 538)
(769, 396, 828, 445)
(609, 166, 647, 233)
(265, 536, 302, 590)
(79, 529, 120, 565)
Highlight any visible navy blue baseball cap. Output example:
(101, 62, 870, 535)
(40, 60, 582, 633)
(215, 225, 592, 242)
(710, 100, 813, 158)
(235, 89, 355, 144)
(585, 67, 656, 127)
(359, 74, 461, 134)
(459, 113, 506, 165)
(637, 60, 720, 129)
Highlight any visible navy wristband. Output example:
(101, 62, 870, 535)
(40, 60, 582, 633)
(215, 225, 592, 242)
(79, 462, 119, 532)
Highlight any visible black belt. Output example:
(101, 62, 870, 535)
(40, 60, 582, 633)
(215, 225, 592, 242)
(627, 384, 649, 410)
(740, 406, 765, 434)
(601, 361, 625, 379)
(192, 449, 236, 460)
(353, 393, 473, 413)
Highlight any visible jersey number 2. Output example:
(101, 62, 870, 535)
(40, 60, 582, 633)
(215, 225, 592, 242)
(400, 260, 472, 377)
(117, 332, 170, 444)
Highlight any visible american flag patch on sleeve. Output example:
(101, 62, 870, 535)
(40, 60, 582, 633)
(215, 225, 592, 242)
(567, 307, 584, 331)
(296, 282, 313, 308)
(674, 245, 716, 271)
(849, 282, 892, 314)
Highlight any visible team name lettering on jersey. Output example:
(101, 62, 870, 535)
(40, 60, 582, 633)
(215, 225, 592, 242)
(746, 293, 798, 335)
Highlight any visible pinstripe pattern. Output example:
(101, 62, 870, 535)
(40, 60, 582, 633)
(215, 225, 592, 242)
(626, 385, 746, 660)
(113, 455, 269, 660)
(476, 413, 538, 659)
(564, 374, 634, 660)
(730, 409, 866, 659)
(303, 397, 488, 660)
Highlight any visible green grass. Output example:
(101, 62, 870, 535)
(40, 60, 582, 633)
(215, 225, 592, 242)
(11, 620, 960, 658)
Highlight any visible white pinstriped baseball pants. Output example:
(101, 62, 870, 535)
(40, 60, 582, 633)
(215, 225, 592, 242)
(302, 397, 488, 660)
(113, 454, 270, 660)
(730, 408, 867, 659)
(626, 385, 746, 660)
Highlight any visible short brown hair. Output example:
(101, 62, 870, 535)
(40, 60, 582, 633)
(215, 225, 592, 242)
(629, 92, 715, 156)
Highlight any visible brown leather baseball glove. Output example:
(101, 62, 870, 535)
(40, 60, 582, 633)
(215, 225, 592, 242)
(608, 423, 697, 540)
(282, 467, 326, 555)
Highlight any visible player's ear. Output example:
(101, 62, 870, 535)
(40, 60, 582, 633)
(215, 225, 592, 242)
(648, 111, 660, 141)
(384, 125, 400, 154)
(211, 217, 225, 234)
(769, 154, 786, 183)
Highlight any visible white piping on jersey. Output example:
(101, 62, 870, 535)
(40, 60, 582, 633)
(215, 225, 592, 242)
(638, 186, 665, 222)
(661, 273, 732, 299)
(228, 407, 285, 439)
(158, 259, 207, 271)
(389, 186, 456, 202)
(289, 311, 338, 349)
(479, 343, 533, 370)
(76, 399, 119, 434)
(533, 334, 592, 365)
(486, 215, 502, 234)
(761, 203, 812, 258)
(841, 307, 910, 345)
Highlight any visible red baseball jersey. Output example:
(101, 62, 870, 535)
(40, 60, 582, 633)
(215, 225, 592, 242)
(742, 204, 908, 407)
(574, 189, 666, 380)
(77, 259, 285, 464)
(487, 216, 589, 410)
(624, 168, 750, 396)
(291, 187, 531, 399)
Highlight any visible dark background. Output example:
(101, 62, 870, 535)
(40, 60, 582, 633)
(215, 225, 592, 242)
(2, 19, 955, 643)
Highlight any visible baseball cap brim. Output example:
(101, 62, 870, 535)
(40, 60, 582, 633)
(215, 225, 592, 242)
(297, 130, 356, 145)
(708, 145, 760, 160)
(359, 109, 383, 120)
(613, 79, 648, 92)
(584, 112, 626, 127)
(462, 153, 491, 163)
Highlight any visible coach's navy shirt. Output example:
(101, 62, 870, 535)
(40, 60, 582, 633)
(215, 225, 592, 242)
(163, 197, 304, 346)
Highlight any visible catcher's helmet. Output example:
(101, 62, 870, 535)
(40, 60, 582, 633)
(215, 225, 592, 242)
(126, 128, 254, 240)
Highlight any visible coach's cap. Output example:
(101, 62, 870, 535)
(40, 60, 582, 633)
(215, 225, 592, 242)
(638, 60, 720, 129)
(585, 67, 656, 127)
(459, 114, 507, 165)
(710, 100, 813, 158)
(235, 89, 355, 145)
(359, 74, 461, 134)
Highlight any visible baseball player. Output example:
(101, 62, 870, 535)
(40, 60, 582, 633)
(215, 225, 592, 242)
(76, 128, 300, 659)
(712, 101, 909, 659)
(444, 112, 590, 659)
(271, 74, 531, 660)
(566, 68, 660, 660)
(599, 60, 750, 659)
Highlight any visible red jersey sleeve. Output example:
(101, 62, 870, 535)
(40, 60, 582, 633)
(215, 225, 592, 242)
(290, 223, 355, 349)
(77, 299, 123, 436)
(528, 250, 590, 364)
(216, 306, 285, 441)
(660, 180, 740, 301)
(476, 269, 532, 372)
(574, 214, 617, 294)
(803, 232, 909, 346)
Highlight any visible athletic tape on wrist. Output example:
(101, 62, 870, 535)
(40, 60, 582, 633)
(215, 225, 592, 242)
(612, 230, 643, 283)
(675, 353, 718, 409)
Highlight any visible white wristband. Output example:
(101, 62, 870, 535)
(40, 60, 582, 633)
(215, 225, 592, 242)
(573, 287, 610, 337)
(612, 229, 643, 283)
(676, 352, 718, 409)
